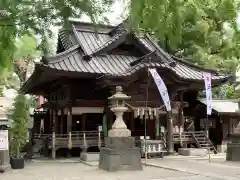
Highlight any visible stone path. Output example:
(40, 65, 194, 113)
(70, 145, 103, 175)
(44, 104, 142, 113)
(145, 157, 240, 180)
(1, 153, 240, 180)
(0, 162, 195, 180)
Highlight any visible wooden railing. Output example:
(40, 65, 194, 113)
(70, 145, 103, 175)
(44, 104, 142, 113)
(34, 131, 104, 149)
(172, 131, 208, 143)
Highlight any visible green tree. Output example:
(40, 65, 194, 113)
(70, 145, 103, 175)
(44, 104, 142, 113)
(8, 93, 29, 157)
(129, 0, 240, 98)
(14, 34, 40, 85)
(0, 0, 114, 78)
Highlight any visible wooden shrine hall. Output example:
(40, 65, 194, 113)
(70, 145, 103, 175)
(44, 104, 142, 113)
(21, 20, 231, 158)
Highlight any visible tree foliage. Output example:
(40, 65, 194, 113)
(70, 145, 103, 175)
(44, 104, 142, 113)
(8, 93, 29, 157)
(0, 0, 115, 95)
(0, 0, 114, 74)
(129, 0, 240, 98)
(14, 34, 39, 85)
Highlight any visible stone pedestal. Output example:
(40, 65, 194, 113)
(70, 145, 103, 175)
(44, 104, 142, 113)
(99, 137, 142, 172)
(226, 142, 240, 161)
(108, 128, 131, 137)
(80, 152, 99, 162)
(99, 86, 142, 171)
(0, 150, 10, 172)
(178, 148, 208, 156)
(226, 124, 240, 161)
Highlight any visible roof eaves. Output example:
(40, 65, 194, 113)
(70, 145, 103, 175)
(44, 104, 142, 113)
(20, 64, 44, 93)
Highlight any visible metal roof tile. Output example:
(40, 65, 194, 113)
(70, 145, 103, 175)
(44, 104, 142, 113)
(44, 21, 229, 82)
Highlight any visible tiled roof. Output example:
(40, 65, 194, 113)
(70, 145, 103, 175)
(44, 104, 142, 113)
(43, 21, 229, 82)
(24, 20, 231, 94)
(43, 43, 226, 81)
(199, 99, 239, 113)
(43, 45, 137, 75)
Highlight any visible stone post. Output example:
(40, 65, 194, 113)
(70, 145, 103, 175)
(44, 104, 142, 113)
(0, 130, 10, 172)
(98, 86, 142, 171)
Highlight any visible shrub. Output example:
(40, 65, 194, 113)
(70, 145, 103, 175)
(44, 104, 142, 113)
(8, 93, 29, 157)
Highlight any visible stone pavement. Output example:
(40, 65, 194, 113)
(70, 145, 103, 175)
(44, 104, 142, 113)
(0, 162, 197, 180)
(1, 153, 239, 180)
(145, 155, 240, 180)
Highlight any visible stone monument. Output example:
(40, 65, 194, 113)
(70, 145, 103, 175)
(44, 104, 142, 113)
(98, 86, 143, 171)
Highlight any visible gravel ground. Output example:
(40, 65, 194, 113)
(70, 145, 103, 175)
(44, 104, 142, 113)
(0, 162, 199, 180)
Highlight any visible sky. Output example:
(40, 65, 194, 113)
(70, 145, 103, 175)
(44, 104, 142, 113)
(80, 0, 127, 25)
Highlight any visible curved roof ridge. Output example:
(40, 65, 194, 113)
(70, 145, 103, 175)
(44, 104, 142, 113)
(42, 45, 80, 64)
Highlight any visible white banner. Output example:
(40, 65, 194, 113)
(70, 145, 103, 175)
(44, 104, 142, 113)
(149, 68, 171, 111)
(203, 72, 212, 115)
(0, 130, 8, 150)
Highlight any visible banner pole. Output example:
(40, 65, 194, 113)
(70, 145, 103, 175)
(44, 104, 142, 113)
(144, 69, 150, 165)
(207, 114, 211, 162)
(203, 72, 212, 163)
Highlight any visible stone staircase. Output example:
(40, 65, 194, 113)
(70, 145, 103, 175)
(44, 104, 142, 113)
(191, 131, 217, 154)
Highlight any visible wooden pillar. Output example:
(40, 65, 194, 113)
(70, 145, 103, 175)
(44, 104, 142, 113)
(130, 111, 134, 132)
(55, 111, 59, 134)
(228, 117, 232, 134)
(102, 102, 110, 137)
(102, 114, 108, 137)
(155, 111, 160, 139)
(66, 107, 72, 158)
(179, 91, 187, 132)
(167, 111, 174, 153)
(60, 109, 64, 134)
(166, 90, 176, 154)
(81, 114, 86, 131)
(67, 107, 72, 133)
(52, 110, 56, 159)
(49, 109, 52, 133)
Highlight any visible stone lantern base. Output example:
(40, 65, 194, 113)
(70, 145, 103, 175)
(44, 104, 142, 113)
(98, 136, 142, 172)
(108, 128, 131, 137)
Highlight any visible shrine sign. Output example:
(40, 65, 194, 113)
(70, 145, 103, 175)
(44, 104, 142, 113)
(0, 130, 9, 150)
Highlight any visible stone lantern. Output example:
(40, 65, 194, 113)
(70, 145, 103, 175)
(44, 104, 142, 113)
(108, 86, 131, 137)
(98, 86, 142, 172)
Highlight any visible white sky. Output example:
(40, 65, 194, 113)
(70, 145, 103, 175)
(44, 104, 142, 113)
(81, 0, 127, 25)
